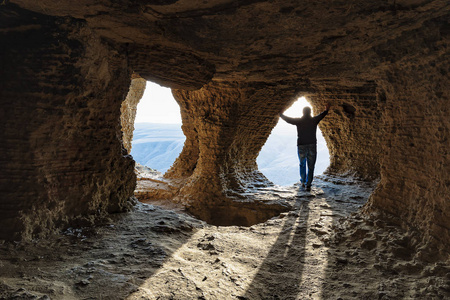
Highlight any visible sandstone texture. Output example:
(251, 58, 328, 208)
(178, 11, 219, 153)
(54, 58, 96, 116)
(121, 77, 146, 153)
(0, 5, 136, 240)
(0, 0, 449, 260)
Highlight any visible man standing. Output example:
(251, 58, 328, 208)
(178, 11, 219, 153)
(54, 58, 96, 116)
(279, 103, 331, 191)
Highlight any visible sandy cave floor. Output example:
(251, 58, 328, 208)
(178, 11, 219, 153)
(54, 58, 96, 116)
(0, 175, 449, 300)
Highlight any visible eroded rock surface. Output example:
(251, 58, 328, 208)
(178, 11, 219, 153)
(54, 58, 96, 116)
(0, 5, 136, 240)
(121, 77, 146, 153)
(0, 0, 449, 258)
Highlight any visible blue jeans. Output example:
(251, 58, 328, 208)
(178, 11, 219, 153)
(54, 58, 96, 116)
(297, 144, 317, 186)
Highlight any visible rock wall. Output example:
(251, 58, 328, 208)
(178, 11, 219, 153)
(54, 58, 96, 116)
(365, 15, 449, 257)
(120, 77, 146, 153)
(308, 82, 383, 180)
(0, 6, 135, 240)
(368, 60, 450, 258)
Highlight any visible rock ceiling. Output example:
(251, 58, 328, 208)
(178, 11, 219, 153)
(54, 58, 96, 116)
(11, 0, 449, 88)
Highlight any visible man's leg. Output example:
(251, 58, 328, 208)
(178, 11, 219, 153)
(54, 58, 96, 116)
(306, 144, 317, 188)
(297, 145, 307, 186)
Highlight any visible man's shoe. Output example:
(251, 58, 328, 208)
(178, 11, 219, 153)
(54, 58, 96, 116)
(305, 185, 311, 191)
(301, 183, 306, 188)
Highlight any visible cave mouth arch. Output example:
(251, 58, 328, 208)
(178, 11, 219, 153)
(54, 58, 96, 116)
(129, 81, 185, 177)
(258, 96, 330, 186)
(125, 81, 378, 229)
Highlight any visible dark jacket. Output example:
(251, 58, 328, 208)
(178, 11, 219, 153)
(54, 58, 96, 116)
(280, 110, 328, 145)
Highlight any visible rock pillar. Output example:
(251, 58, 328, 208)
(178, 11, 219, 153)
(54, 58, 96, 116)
(120, 77, 147, 153)
(166, 81, 296, 224)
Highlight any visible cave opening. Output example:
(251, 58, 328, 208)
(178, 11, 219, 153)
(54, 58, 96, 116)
(258, 96, 330, 186)
(128, 80, 185, 178)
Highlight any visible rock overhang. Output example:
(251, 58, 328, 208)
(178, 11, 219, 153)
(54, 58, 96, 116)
(10, 0, 448, 87)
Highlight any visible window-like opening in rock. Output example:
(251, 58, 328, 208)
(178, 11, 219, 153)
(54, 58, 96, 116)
(257, 97, 330, 186)
(130, 81, 185, 176)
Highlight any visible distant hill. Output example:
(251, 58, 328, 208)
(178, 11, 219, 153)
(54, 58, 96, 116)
(131, 123, 185, 173)
(131, 123, 329, 186)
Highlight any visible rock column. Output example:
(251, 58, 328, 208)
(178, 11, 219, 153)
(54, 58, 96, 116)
(120, 77, 147, 153)
(166, 81, 296, 224)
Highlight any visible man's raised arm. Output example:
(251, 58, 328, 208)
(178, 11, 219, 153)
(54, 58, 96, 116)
(315, 103, 331, 122)
(279, 113, 299, 125)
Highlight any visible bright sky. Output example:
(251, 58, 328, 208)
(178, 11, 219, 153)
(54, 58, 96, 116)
(277, 97, 311, 131)
(134, 81, 182, 124)
(281, 96, 311, 116)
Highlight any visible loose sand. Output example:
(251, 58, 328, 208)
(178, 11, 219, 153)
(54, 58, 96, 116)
(0, 175, 448, 299)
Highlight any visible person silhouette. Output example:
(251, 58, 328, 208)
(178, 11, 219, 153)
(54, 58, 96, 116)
(279, 103, 331, 191)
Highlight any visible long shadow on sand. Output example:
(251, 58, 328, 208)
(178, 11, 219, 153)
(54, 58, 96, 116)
(242, 176, 375, 299)
(243, 196, 311, 299)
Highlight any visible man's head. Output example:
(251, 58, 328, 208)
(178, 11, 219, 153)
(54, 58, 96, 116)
(303, 106, 311, 117)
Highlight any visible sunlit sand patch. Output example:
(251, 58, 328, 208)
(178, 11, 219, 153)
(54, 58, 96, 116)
(8, 177, 441, 299)
(126, 219, 289, 299)
(297, 195, 333, 299)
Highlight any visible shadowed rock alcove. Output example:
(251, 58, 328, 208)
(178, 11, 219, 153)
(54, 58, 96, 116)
(1, 0, 448, 266)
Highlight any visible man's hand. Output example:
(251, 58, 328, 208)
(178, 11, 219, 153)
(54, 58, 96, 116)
(326, 103, 331, 111)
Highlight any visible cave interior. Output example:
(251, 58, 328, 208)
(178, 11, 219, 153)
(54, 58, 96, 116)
(0, 0, 449, 298)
